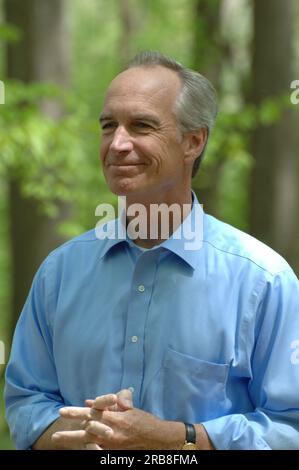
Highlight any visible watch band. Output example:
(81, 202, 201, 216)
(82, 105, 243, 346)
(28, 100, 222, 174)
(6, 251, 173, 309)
(184, 423, 196, 444)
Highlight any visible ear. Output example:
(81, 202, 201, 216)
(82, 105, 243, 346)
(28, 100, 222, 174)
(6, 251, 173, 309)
(183, 127, 208, 166)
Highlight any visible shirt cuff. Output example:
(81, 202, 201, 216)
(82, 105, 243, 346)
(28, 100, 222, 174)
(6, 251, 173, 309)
(12, 402, 64, 450)
(201, 414, 271, 450)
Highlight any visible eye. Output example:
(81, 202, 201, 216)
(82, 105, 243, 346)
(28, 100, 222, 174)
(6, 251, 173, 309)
(101, 122, 117, 131)
(133, 122, 153, 130)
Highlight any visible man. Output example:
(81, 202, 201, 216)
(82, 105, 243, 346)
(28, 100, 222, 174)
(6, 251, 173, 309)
(5, 51, 299, 450)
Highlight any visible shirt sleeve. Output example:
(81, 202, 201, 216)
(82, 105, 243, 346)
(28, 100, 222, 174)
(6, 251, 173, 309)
(4, 256, 65, 450)
(202, 268, 299, 450)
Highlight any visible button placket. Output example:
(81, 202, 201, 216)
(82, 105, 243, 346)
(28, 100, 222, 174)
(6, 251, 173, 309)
(121, 250, 160, 406)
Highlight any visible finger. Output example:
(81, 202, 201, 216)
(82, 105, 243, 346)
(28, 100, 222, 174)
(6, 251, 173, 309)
(85, 420, 114, 438)
(60, 406, 93, 420)
(85, 443, 102, 451)
(51, 430, 89, 450)
(117, 389, 133, 410)
(60, 406, 105, 423)
(92, 394, 118, 411)
(85, 399, 94, 407)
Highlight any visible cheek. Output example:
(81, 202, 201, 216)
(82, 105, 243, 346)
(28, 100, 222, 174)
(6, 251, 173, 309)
(151, 141, 179, 171)
(143, 137, 170, 166)
(99, 141, 109, 163)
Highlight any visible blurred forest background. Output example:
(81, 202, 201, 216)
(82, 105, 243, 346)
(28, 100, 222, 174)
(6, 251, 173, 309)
(0, 0, 298, 449)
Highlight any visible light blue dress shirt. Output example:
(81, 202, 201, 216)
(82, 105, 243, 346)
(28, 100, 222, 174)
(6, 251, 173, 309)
(5, 194, 299, 450)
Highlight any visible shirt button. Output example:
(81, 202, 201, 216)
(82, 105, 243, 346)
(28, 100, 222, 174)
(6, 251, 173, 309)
(128, 387, 134, 393)
(138, 284, 145, 292)
(131, 335, 138, 343)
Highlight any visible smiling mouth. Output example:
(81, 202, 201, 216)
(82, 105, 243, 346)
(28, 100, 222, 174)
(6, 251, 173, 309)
(108, 164, 146, 171)
(108, 163, 147, 175)
(109, 163, 145, 167)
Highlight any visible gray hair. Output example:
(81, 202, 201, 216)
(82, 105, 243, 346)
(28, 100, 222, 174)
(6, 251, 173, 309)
(126, 50, 218, 177)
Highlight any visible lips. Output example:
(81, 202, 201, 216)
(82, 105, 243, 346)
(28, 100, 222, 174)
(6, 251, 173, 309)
(107, 162, 146, 175)
(108, 162, 145, 167)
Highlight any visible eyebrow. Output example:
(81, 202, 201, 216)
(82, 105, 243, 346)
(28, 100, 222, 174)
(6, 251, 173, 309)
(99, 114, 112, 124)
(99, 113, 161, 127)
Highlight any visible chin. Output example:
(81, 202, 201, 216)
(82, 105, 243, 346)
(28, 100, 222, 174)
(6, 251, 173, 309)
(107, 175, 150, 197)
(108, 179, 140, 196)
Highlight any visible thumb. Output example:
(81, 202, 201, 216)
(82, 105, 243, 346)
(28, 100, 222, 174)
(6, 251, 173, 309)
(117, 389, 133, 410)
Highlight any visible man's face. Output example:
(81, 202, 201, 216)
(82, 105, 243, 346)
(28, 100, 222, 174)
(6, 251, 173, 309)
(99, 65, 189, 198)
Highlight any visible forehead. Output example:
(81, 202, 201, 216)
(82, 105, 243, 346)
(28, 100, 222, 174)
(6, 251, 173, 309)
(102, 66, 181, 116)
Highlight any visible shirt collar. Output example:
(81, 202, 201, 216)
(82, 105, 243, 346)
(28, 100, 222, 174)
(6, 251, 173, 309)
(160, 191, 204, 269)
(96, 191, 204, 269)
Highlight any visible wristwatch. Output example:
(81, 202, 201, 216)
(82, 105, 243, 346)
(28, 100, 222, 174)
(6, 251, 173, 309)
(181, 423, 199, 450)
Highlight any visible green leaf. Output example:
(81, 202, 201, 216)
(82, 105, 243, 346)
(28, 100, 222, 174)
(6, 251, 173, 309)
(0, 23, 22, 42)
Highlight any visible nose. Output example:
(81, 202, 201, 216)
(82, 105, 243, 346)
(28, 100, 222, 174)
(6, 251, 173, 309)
(110, 126, 133, 153)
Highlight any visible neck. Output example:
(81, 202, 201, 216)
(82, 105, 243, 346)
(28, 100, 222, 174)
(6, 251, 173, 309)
(125, 188, 193, 249)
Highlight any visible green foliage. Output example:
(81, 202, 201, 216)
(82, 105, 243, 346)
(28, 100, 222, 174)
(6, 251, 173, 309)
(198, 91, 294, 229)
(0, 378, 14, 449)
(0, 183, 11, 448)
(0, 22, 21, 42)
(0, 80, 115, 230)
(259, 95, 291, 125)
(0, 179, 10, 347)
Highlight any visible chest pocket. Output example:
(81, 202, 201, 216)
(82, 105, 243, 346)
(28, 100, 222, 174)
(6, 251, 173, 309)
(161, 347, 230, 422)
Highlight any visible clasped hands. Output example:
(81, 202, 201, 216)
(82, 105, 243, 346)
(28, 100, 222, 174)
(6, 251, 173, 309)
(51, 389, 161, 450)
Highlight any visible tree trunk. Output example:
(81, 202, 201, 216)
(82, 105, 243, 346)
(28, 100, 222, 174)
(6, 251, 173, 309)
(249, 0, 298, 268)
(118, 0, 137, 68)
(191, 0, 225, 215)
(4, 0, 71, 332)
